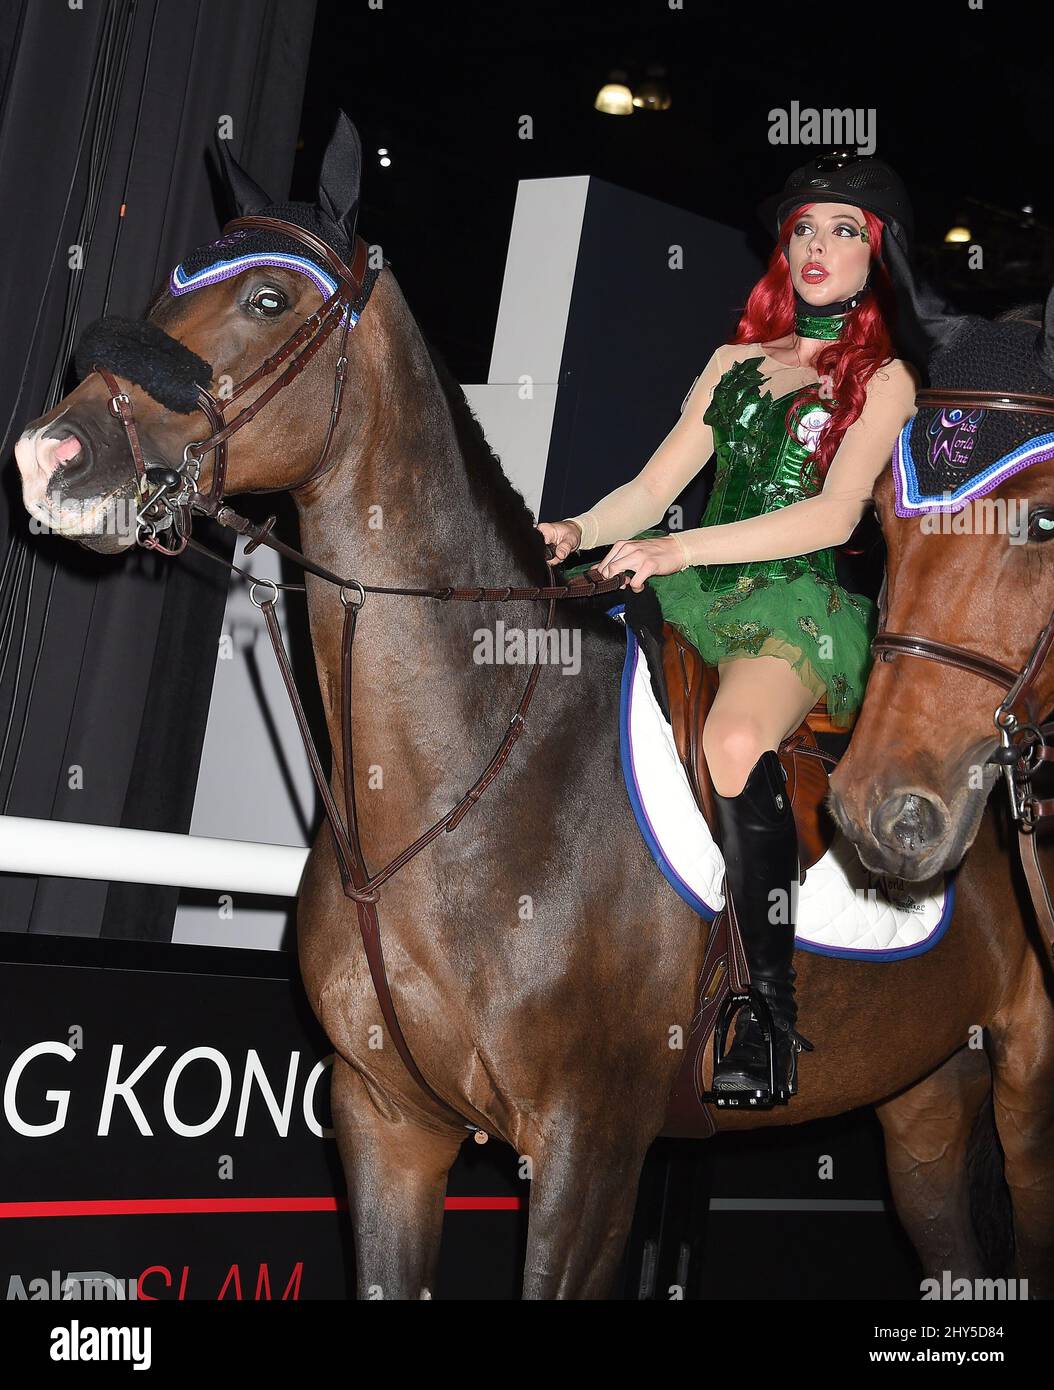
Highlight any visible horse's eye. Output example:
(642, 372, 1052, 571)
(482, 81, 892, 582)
(1028, 506, 1054, 542)
(247, 285, 287, 317)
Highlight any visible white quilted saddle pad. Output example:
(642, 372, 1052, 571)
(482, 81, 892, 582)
(610, 605, 956, 960)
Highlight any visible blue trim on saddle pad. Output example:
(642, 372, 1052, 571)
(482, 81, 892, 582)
(792, 888, 956, 960)
(610, 602, 958, 962)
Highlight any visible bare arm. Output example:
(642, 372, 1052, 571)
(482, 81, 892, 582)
(669, 357, 917, 568)
(564, 345, 728, 548)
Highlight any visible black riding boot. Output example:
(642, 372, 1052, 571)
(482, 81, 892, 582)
(708, 748, 814, 1106)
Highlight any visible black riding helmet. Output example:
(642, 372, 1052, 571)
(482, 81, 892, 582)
(758, 149, 914, 256)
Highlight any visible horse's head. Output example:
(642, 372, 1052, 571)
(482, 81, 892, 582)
(829, 290, 1054, 879)
(15, 111, 379, 555)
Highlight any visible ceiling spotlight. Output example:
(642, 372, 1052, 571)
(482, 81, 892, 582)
(595, 70, 634, 116)
(633, 64, 672, 111)
(944, 225, 972, 244)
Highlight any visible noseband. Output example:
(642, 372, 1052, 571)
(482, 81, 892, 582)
(92, 215, 371, 554)
(872, 384, 1054, 835)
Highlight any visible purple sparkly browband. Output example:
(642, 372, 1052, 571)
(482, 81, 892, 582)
(170, 251, 358, 328)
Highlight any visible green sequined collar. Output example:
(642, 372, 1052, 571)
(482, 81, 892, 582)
(794, 309, 846, 341)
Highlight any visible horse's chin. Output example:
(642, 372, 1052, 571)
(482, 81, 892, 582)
(30, 478, 143, 555)
(74, 530, 137, 556)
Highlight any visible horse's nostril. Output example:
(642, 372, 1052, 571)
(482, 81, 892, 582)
(873, 792, 946, 854)
(53, 435, 82, 466)
(44, 429, 90, 478)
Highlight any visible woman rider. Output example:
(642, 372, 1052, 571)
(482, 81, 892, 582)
(537, 152, 918, 1107)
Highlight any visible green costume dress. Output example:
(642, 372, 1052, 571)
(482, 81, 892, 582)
(562, 355, 876, 729)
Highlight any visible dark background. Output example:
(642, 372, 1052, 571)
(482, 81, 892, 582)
(294, 0, 1054, 383)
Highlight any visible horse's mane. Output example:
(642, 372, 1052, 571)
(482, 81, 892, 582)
(423, 339, 545, 575)
(423, 339, 623, 646)
(996, 302, 1043, 324)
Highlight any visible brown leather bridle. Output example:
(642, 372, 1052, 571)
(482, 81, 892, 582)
(87, 214, 632, 1135)
(93, 214, 371, 555)
(872, 384, 1054, 955)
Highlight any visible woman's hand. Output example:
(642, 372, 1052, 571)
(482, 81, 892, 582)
(593, 534, 686, 592)
(535, 519, 583, 562)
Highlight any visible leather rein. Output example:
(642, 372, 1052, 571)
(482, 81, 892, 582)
(89, 214, 630, 1135)
(872, 385, 1054, 956)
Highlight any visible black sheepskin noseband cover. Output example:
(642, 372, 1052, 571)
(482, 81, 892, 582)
(74, 315, 213, 414)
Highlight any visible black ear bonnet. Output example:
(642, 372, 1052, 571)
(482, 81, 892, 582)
(72, 110, 381, 410)
(892, 308, 1054, 516)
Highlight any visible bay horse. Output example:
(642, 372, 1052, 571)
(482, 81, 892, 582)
(829, 293, 1054, 1298)
(13, 113, 1051, 1297)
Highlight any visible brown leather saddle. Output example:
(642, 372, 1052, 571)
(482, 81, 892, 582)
(617, 587, 850, 1136)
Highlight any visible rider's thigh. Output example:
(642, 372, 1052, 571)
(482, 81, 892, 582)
(702, 654, 820, 796)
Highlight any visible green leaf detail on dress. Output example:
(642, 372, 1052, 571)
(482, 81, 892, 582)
(811, 576, 843, 615)
(703, 357, 768, 432)
(705, 575, 772, 615)
(711, 620, 774, 655)
(828, 673, 850, 707)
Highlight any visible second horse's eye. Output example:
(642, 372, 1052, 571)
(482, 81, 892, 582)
(247, 285, 287, 316)
(1028, 505, 1054, 542)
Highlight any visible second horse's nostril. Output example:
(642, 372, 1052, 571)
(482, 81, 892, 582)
(874, 792, 945, 853)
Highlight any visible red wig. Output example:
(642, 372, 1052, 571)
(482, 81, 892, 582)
(734, 204, 896, 482)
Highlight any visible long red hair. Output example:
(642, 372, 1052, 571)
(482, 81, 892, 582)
(734, 204, 896, 482)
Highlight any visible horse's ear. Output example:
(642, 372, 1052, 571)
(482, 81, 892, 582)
(882, 232, 969, 357)
(1036, 281, 1054, 380)
(215, 137, 272, 217)
(317, 110, 362, 242)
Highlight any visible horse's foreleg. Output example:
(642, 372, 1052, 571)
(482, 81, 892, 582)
(987, 944, 1054, 1297)
(521, 1127, 650, 1299)
(330, 1054, 465, 1300)
(875, 1042, 994, 1285)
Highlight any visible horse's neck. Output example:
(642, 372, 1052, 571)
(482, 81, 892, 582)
(291, 336, 544, 840)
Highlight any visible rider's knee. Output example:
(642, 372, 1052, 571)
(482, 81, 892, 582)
(703, 717, 768, 797)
